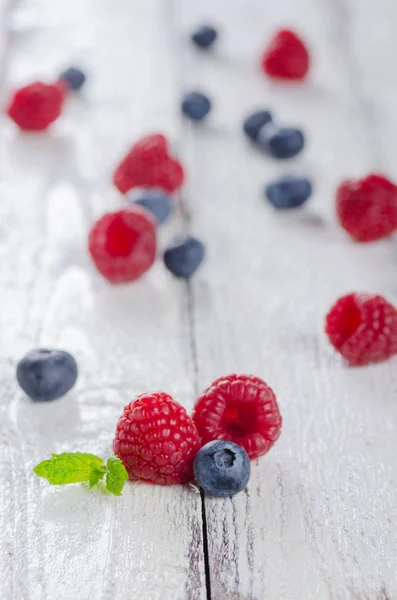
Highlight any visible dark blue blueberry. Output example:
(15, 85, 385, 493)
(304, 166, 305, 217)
(163, 236, 205, 279)
(181, 92, 211, 121)
(243, 110, 273, 142)
(127, 188, 172, 225)
(257, 125, 305, 159)
(59, 67, 86, 91)
(265, 175, 313, 209)
(16, 349, 78, 401)
(191, 25, 218, 49)
(194, 440, 251, 497)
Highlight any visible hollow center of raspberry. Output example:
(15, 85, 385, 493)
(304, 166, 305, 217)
(223, 404, 256, 438)
(336, 302, 362, 346)
(105, 216, 138, 257)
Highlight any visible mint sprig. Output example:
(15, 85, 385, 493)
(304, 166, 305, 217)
(105, 457, 128, 496)
(33, 452, 128, 496)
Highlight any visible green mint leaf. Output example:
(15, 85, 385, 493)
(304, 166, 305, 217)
(105, 457, 128, 496)
(33, 452, 105, 485)
(89, 466, 107, 488)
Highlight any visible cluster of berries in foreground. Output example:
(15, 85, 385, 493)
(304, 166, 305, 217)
(113, 374, 282, 495)
(32, 372, 282, 497)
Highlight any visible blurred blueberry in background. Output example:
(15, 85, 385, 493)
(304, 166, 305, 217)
(257, 125, 305, 159)
(182, 91, 211, 121)
(60, 67, 86, 91)
(128, 188, 173, 225)
(265, 175, 313, 209)
(164, 236, 205, 278)
(243, 110, 273, 142)
(191, 25, 218, 49)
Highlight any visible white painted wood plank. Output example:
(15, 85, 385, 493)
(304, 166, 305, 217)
(0, 1, 206, 599)
(177, 0, 397, 598)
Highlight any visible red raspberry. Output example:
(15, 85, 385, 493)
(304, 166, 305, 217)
(152, 157, 184, 192)
(113, 392, 201, 485)
(192, 374, 282, 460)
(88, 206, 157, 283)
(7, 81, 66, 131)
(113, 133, 184, 194)
(261, 29, 310, 80)
(130, 133, 169, 164)
(336, 174, 397, 242)
(325, 293, 397, 365)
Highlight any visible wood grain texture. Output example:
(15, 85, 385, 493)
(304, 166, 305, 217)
(0, 1, 206, 599)
(176, 0, 397, 598)
(1, 0, 397, 599)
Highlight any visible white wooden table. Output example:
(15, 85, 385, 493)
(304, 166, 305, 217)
(1, 1, 397, 598)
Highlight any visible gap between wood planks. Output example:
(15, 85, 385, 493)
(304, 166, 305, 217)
(186, 280, 212, 600)
(164, 1, 213, 598)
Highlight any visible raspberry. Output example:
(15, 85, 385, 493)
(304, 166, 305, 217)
(192, 374, 282, 460)
(130, 133, 169, 165)
(153, 157, 184, 192)
(7, 81, 66, 131)
(88, 206, 157, 283)
(113, 134, 184, 194)
(336, 174, 397, 242)
(113, 392, 201, 485)
(325, 293, 397, 365)
(261, 29, 310, 80)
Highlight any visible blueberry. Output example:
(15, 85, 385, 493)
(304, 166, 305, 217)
(16, 349, 78, 401)
(163, 236, 205, 279)
(243, 110, 273, 142)
(181, 92, 211, 121)
(265, 175, 313, 209)
(127, 188, 172, 225)
(59, 67, 86, 91)
(257, 125, 305, 159)
(191, 25, 218, 49)
(194, 440, 251, 497)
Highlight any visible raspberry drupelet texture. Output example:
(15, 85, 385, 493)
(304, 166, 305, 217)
(261, 29, 310, 80)
(88, 206, 157, 283)
(192, 374, 282, 460)
(336, 174, 397, 242)
(326, 293, 397, 365)
(113, 133, 184, 194)
(113, 392, 201, 485)
(7, 81, 66, 131)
